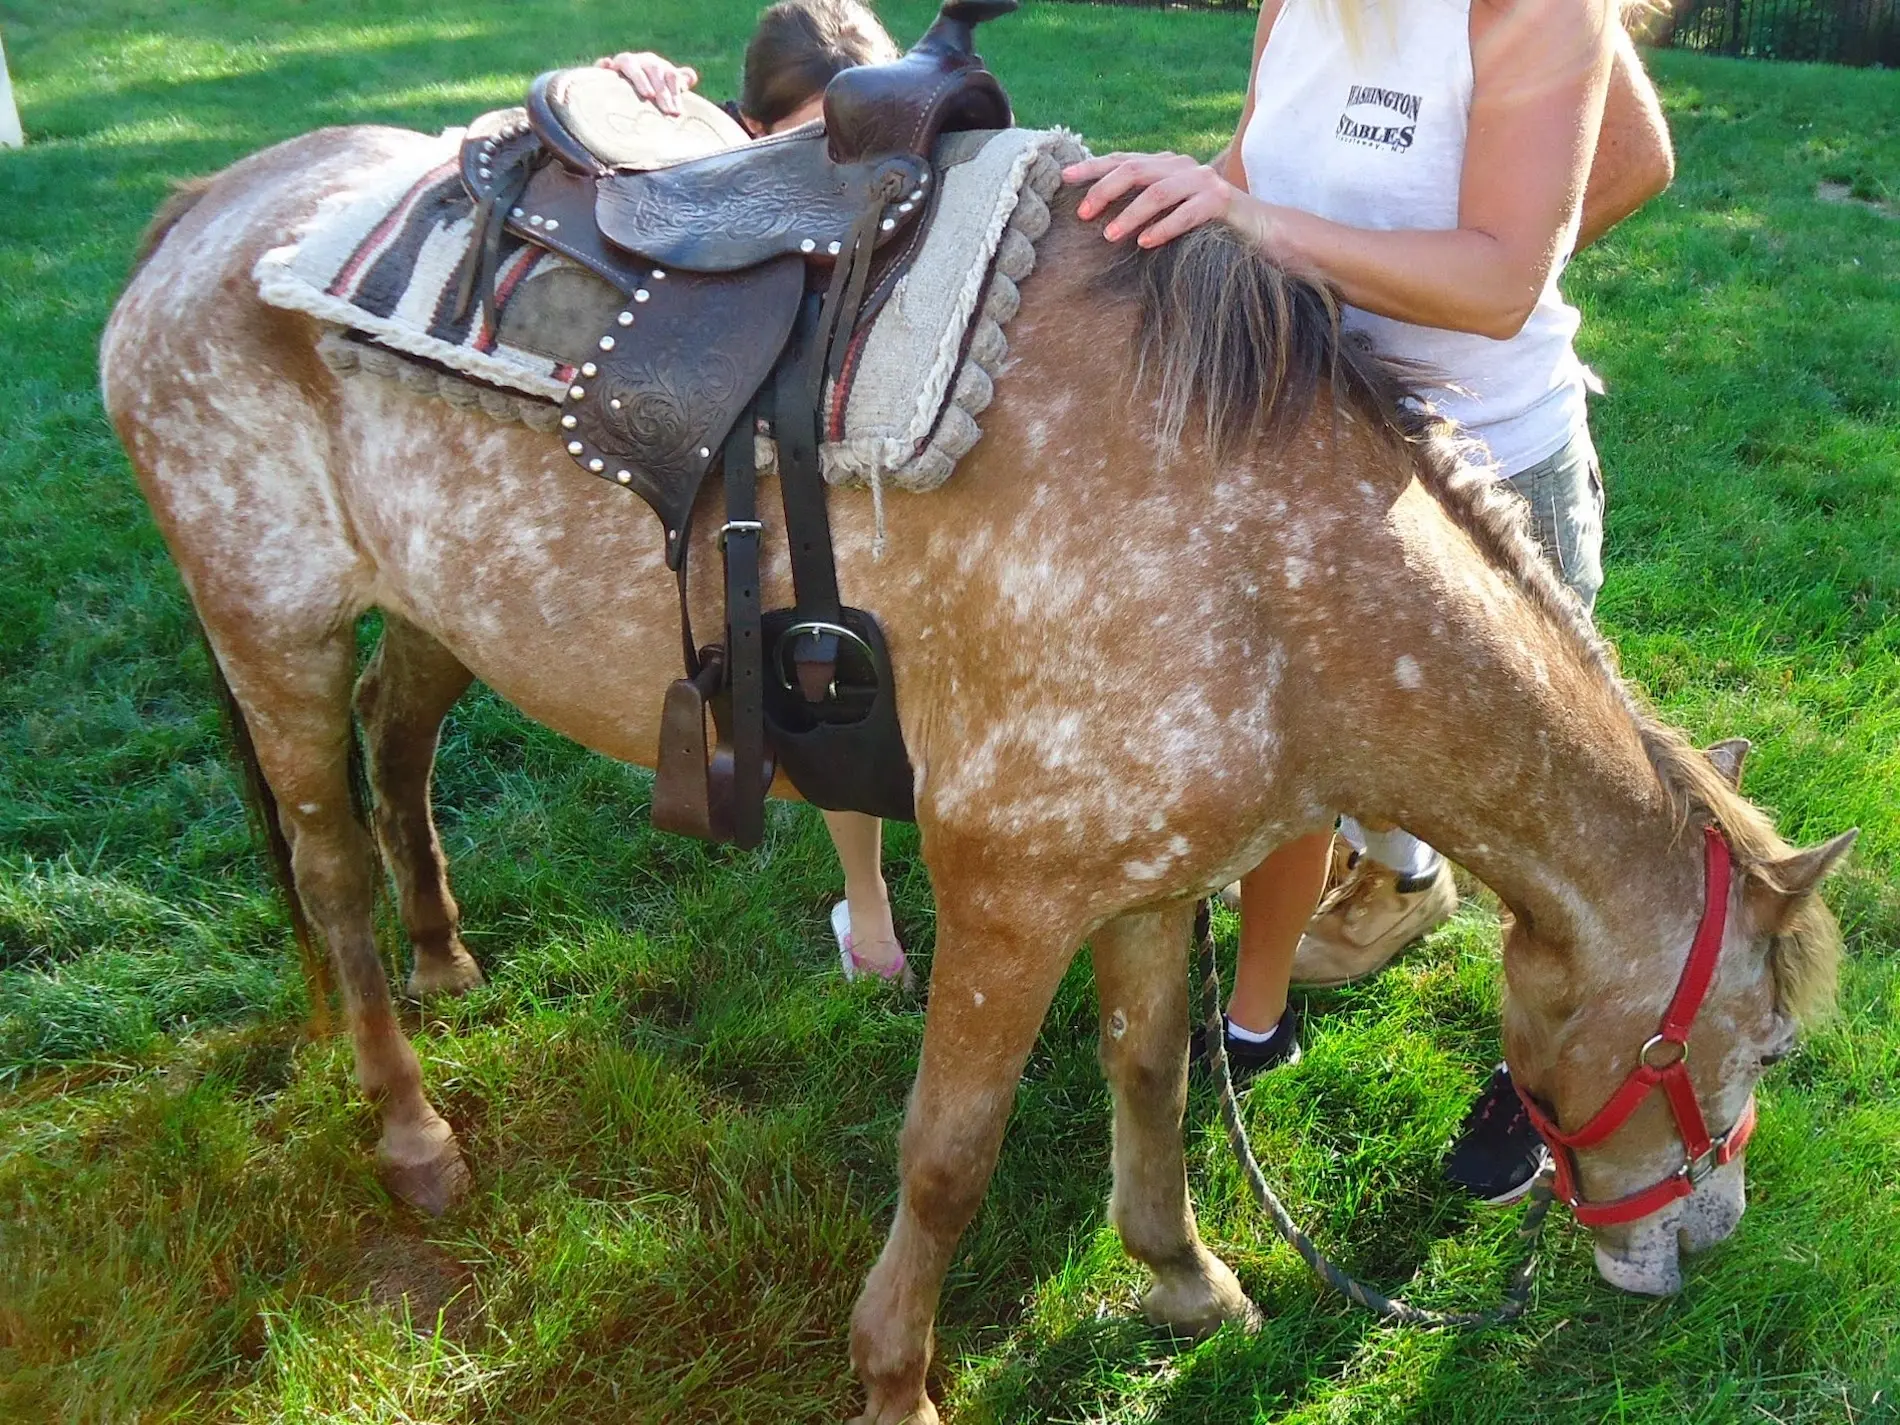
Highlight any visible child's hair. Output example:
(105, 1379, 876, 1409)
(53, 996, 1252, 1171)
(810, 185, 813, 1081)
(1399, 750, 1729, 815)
(740, 0, 901, 130)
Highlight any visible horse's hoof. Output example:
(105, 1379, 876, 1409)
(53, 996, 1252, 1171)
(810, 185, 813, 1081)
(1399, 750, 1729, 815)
(406, 946, 484, 1000)
(380, 1136, 471, 1216)
(849, 1396, 939, 1425)
(1141, 1253, 1262, 1340)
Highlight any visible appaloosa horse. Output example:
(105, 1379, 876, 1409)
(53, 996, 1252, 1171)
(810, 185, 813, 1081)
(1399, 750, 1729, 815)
(104, 127, 1853, 1423)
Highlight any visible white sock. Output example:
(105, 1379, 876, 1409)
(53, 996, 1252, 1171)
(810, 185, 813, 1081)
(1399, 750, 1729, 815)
(1358, 827, 1442, 882)
(1225, 1013, 1281, 1043)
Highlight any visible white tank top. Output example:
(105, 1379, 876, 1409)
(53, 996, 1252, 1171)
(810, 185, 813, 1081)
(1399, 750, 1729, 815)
(1239, 0, 1587, 475)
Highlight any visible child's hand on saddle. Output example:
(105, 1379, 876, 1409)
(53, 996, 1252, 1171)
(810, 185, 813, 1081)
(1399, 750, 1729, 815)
(1063, 152, 1270, 252)
(595, 52, 700, 117)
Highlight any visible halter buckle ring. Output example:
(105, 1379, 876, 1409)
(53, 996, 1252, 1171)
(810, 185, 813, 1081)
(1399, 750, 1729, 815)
(1640, 1033, 1687, 1070)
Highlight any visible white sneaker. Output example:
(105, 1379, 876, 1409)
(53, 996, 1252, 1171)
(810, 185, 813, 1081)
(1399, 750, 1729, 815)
(830, 901, 915, 991)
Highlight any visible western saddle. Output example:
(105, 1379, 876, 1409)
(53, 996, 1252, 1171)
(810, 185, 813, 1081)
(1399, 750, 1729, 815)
(455, 1, 1018, 849)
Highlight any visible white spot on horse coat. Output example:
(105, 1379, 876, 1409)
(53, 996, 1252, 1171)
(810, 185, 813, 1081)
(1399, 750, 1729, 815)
(1108, 1008, 1127, 1040)
(973, 990, 985, 1007)
(1394, 655, 1423, 689)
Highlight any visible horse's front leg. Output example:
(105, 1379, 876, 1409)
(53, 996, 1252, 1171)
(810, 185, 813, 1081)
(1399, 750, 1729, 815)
(1092, 906, 1258, 1336)
(849, 884, 1079, 1425)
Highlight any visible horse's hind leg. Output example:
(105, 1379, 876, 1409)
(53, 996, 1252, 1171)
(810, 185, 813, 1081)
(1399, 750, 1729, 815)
(213, 620, 470, 1214)
(1092, 906, 1258, 1336)
(354, 614, 483, 999)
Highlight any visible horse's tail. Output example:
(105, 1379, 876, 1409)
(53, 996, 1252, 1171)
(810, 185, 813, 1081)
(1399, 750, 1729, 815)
(199, 624, 336, 1036)
(132, 177, 215, 276)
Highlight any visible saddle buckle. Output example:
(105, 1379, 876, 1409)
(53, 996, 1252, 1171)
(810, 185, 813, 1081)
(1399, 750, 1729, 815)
(720, 519, 764, 549)
(776, 619, 875, 704)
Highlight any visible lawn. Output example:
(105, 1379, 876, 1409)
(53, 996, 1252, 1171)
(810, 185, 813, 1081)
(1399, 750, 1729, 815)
(1, 1, 1896, 1421)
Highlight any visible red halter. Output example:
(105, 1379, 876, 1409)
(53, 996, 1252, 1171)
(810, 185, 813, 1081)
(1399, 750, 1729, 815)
(1514, 825, 1757, 1228)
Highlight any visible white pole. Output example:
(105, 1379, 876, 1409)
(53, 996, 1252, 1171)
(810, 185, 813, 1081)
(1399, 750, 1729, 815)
(1, 33, 23, 149)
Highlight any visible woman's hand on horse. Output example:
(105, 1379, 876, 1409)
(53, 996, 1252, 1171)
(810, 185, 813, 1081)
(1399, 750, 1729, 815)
(1064, 152, 1268, 250)
(595, 52, 700, 117)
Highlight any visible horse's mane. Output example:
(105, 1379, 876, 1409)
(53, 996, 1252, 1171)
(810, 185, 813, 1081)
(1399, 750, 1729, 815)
(131, 177, 215, 278)
(1088, 207, 1839, 1021)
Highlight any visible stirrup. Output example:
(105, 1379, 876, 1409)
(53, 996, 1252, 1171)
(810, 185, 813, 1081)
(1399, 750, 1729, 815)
(651, 651, 776, 843)
(652, 655, 729, 842)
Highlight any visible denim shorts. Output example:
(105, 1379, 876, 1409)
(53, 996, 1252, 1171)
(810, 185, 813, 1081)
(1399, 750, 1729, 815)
(1501, 426, 1605, 613)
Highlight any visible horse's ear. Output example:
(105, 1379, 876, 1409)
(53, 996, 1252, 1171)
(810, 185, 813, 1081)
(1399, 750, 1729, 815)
(1744, 829, 1858, 933)
(1704, 738, 1751, 789)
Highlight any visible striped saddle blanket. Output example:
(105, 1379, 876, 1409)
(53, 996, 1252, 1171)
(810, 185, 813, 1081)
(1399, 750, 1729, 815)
(255, 121, 1082, 493)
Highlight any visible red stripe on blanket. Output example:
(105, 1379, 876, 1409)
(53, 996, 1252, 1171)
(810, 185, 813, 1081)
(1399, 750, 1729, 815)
(828, 324, 876, 441)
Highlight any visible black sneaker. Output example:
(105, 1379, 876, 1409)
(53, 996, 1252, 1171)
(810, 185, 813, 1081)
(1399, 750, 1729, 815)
(1190, 1005, 1302, 1087)
(1442, 1063, 1552, 1205)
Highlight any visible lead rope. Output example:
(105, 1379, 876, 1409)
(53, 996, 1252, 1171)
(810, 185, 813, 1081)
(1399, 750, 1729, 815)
(1194, 903, 1556, 1327)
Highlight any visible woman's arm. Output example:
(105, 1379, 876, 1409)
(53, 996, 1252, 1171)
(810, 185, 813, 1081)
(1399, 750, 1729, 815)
(1068, 0, 1617, 341)
(1576, 24, 1673, 248)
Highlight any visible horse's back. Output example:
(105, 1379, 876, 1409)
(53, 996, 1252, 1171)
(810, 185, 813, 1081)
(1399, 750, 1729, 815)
(102, 125, 434, 643)
(104, 122, 434, 439)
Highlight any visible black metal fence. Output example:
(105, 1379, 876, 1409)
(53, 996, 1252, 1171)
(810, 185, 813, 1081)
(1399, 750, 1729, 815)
(1032, 0, 1899, 66)
(1662, 0, 1897, 64)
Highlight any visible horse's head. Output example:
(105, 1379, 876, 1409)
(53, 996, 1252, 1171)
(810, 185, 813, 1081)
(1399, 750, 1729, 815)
(1500, 738, 1855, 1296)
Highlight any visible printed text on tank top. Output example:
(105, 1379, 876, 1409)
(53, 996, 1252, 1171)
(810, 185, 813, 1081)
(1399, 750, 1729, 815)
(1336, 85, 1423, 152)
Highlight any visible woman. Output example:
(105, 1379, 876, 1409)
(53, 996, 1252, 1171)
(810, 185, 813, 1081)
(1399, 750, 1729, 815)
(599, 0, 914, 989)
(1065, 0, 1672, 1202)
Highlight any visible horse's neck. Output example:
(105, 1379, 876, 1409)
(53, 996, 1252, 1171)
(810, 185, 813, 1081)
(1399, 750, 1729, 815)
(1329, 490, 1700, 950)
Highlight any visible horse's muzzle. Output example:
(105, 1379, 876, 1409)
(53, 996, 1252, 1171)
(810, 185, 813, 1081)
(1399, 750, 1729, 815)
(1588, 1154, 1747, 1296)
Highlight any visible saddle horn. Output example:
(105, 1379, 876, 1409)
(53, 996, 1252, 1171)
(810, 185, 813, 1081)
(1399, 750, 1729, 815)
(919, 0, 1023, 60)
(823, 0, 1017, 163)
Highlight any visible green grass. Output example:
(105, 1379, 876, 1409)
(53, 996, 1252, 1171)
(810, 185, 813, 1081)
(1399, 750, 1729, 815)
(1, 1, 1896, 1420)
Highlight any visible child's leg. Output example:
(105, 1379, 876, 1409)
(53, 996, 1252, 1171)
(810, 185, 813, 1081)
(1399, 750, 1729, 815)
(1228, 831, 1334, 1033)
(822, 809, 902, 973)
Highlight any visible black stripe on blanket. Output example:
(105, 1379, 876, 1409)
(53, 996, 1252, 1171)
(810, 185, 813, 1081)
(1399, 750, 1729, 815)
(353, 177, 476, 321)
(426, 230, 532, 347)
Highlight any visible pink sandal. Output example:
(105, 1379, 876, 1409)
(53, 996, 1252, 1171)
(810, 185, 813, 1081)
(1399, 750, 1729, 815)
(831, 901, 915, 991)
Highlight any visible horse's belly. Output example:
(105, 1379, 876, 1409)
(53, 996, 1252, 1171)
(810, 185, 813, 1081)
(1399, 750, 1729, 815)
(335, 382, 689, 765)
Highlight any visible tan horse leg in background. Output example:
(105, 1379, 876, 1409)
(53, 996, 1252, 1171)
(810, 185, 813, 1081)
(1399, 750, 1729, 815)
(353, 616, 484, 999)
(1092, 906, 1256, 1334)
(849, 878, 1253, 1422)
